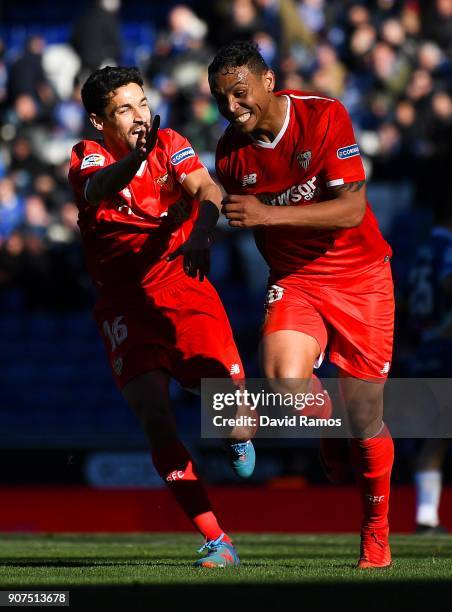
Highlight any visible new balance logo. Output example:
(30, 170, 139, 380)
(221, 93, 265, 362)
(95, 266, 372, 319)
(230, 363, 241, 375)
(242, 173, 257, 187)
(380, 362, 390, 375)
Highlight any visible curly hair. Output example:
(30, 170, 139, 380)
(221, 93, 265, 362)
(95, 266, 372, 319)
(208, 40, 269, 79)
(81, 66, 144, 116)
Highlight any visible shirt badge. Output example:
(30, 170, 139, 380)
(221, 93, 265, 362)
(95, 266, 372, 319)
(297, 150, 312, 170)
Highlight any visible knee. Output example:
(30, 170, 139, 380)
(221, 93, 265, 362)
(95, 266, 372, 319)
(264, 361, 314, 381)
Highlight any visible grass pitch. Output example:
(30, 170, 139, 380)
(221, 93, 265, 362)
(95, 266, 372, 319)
(0, 533, 451, 610)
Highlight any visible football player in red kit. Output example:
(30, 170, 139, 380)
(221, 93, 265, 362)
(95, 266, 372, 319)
(68, 66, 255, 567)
(209, 41, 394, 568)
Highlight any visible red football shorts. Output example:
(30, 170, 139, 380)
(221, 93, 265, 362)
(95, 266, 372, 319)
(262, 258, 394, 380)
(94, 275, 244, 390)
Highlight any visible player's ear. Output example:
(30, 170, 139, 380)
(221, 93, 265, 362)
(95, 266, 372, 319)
(89, 113, 104, 132)
(263, 69, 275, 93)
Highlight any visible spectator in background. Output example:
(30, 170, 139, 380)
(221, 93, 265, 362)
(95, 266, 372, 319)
(199, 0, 265, 49)
(297, 0, 326, 35)
(53, 78, 85, 137)
(180, 94, 223, 166)
(311, 42, 346, 98)
(7, 36, 54, 107)
(0, 231, 26, 293)
(0, 177, 24, 241)
(167, 4, 208, 55)
(417, 91, 452, 217)
(0, 39, 7, 112)
(421, 0, 452, 56)
(9, 135, 48, 191)
(165, 5, 211, 95)
(145, 5, 213, 129)
(22, 194, 50, 238)
(71, 0, 122, 74)
(370, 41, 412, 100)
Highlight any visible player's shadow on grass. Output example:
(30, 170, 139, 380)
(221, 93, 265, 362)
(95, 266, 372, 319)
(243, 553, 355, 560)
(0, 559, 192, 568)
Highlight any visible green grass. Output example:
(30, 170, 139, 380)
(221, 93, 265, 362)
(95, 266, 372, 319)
(0, 533, 451, 610)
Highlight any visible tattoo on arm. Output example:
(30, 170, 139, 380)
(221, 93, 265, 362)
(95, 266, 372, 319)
(330, 180, 365, 195)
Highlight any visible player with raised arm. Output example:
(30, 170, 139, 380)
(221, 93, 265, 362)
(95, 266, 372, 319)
(68, 66, 255, 567)
(209, 41, 394, 568)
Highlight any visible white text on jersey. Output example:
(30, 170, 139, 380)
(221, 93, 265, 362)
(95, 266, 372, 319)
(260, 176, 318, 206)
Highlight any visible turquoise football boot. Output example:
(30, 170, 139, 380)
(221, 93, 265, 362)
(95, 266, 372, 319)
(194, 533, 240, 568)
(225, 439, 255, 478)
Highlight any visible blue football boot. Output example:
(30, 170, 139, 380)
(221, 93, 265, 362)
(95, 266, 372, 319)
(194, 533, 240, 568)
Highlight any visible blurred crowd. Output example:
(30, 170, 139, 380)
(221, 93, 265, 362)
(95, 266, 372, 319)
(0, 0, 451, 334)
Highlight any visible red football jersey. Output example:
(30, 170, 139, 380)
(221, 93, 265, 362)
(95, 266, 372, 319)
(68, 129, 204, 298)
(216, 90, 391, 281)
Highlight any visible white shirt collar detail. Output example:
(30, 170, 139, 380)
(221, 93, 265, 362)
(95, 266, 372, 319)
(252, 95, 291, 150)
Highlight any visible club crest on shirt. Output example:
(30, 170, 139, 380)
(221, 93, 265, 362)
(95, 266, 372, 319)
(297, 150, 312, 169)
(156, 173, 168, 186)
(266, 284, 285, 304)
(155, 172, 174, 191)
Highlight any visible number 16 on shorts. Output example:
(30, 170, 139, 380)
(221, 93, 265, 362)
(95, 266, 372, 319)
(102, 316, 128, 352)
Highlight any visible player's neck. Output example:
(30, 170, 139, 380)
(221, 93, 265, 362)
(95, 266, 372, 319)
(251, 95, 288, 144)
(103, 136, 130, 160)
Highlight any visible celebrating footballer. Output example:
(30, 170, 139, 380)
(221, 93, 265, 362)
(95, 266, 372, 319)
(209, 41, 395, 569)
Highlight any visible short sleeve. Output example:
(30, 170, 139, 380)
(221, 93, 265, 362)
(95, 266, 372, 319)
(68, 141, 109, 201)
(166, 129, 204, 184)
(322, 101, 365, 188)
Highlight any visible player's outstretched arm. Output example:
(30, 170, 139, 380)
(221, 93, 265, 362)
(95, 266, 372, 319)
(222, 181, 366, 230)
(167, 168, 221, 281)
(85, 115, 160, 205)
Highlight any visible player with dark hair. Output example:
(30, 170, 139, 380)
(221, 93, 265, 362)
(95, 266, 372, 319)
(68, 65, 255, 567)
(209, 41, 394, 568)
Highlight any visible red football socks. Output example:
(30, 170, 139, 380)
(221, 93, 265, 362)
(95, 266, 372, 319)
(151, 438, 230, 542)
(350, 424, 394, 529)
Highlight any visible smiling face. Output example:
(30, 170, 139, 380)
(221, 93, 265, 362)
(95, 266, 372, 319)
(89, 82, 151, 155)
(209, 65, 276, 137)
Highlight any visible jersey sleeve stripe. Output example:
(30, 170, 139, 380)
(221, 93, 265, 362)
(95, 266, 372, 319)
(327, 178, 345, 187)
(289, 94, 335, 102)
